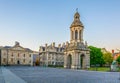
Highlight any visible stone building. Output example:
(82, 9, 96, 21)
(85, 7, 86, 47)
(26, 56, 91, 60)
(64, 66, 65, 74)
(64, 11, 90, 69)
(0, 42, 33, 66)
(39, 42, 65, 66)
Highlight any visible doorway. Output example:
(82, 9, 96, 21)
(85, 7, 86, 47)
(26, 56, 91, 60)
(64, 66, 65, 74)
(17, 60, 20, 65)
(81, 54, 85, 69)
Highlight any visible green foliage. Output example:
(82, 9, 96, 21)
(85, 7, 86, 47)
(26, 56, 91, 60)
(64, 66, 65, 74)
(88, 67, 110, 71)
(88, 46, 105, 66)
(116, 56, 120, 64)
(103, 52, 113, 65)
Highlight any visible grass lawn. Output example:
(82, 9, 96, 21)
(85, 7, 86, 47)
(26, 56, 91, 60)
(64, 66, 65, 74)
(88, 67, 120, 72)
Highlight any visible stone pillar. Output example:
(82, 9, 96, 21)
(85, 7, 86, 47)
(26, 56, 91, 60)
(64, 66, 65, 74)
(86, 54, 90, 68)
(83, 56, 86, 69)
(81, 30, 83, 42)
(71, 53, 80, 69)
(46, 52, 48, 66)
(64, 54, 67, 68)
(73, 30, 75, 40)
(70, 30, 72, 41)
(78, 30, 80, 42)
(76, 53, 81, 69)
(72, 53, 76, 69)
(77, 53, 81, 69)
(71, 53, 75, 69)
(54, 54, 56, 66)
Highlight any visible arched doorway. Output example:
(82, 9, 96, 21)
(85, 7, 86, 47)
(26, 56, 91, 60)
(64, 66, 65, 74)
(67, 54, 72, 68)
(80, 54, 85, 69)
(17, 60, 20, 65)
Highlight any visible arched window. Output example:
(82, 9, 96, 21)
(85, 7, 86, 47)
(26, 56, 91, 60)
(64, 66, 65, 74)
(75, 30, 78, 40)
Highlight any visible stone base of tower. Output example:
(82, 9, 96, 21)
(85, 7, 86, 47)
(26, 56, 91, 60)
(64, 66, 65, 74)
(64, 65, 67, 69)
(71, 65, 81, 69)
(64, 65, 81, 69)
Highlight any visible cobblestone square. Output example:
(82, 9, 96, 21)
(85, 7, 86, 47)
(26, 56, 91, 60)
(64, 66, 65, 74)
(0, 66, 120, 83)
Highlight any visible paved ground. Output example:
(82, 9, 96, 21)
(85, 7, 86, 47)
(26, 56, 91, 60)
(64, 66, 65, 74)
(0, 66, 120, 83)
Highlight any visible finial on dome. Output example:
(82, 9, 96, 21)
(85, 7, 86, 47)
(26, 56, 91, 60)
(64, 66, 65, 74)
(76, 8, 78, 12)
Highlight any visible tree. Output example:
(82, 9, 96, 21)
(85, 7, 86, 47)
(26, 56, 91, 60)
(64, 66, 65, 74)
(103, 52, 113, 66)
(116, 56, 120, 64)
(88, 46, 105, 66)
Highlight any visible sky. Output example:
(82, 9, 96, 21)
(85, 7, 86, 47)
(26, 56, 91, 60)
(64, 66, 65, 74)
(0, 0, 120, 52)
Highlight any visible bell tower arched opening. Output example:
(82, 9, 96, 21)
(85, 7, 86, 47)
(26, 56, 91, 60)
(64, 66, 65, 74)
(75, 30, 78, 40)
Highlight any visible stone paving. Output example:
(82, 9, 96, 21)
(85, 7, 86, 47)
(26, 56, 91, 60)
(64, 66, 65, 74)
(0, 66, 120, 83)
(0, 67, 5, 83)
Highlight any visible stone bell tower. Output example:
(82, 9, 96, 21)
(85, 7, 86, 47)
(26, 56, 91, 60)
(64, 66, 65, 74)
(70, 10, 84, 43)
(64, 10, 90, 69)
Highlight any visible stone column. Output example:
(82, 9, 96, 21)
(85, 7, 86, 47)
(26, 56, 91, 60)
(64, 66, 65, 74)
(73, 30, 75, 40)
(86, 53, 90, 68)
(71, 52, 77, 69)
(81, 30, 83, 42)
(54, 54, 56, 66)
(64, 54, 67, 68)
(46, 52, 48, 66)
(76, 53, 81, 69)
(78, 30, 80, 42)
(70, 30, 72, 41)
(71, 53, 75, 69)
(77, 53, 81, 69)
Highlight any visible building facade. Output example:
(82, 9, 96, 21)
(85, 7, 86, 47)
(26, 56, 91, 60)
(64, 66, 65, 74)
(0, 42, 33, 66)
(64, 11, 90, 69)
(39, 43, 64, 66)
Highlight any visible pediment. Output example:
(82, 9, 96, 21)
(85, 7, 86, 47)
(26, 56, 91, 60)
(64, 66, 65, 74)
(11, 46, 25, 51)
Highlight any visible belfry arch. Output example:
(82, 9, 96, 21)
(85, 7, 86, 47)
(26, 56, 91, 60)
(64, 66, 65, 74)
(75, 30, 78, 40)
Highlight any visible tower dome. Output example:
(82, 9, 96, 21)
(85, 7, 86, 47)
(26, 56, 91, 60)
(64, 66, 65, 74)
(70, 11, 83, 28)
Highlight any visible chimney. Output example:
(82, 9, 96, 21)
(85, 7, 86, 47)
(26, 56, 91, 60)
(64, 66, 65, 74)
(15, 41, 20, 46)
(52, 42, 55, 47)
(58, 44, 61, 48)
(45, 43, 48, 47)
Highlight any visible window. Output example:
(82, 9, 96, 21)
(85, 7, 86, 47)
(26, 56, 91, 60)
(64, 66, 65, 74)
(11, 58, 13, 62)
(3, 58, 6, 62)
(60, 48, 62, 52)
(76, 16, 78, 19)
(23, 59, 25, 63)
(56, 48, 59, 52)
(18, 53, 19, 57)
(11, 53, 13, 57)
(23, 54, 25, 57)
(29, 60, 31, 63)
(43, 47, 45, 51)
(29, 54, 31, 57)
